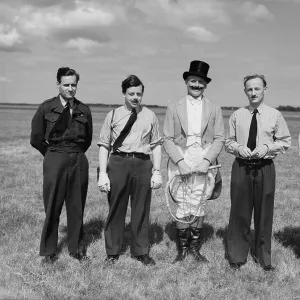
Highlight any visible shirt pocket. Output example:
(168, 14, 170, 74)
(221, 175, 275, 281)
(45, 113, 60, 138)
(73, 115, 88, 137)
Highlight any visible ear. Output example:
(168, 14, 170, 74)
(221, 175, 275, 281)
(263, 87, 268, 94)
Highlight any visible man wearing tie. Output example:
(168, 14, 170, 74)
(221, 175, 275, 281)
(97, 75, 162, 266)
(30, 67, 93, 263)
(225, 74, 291, 271)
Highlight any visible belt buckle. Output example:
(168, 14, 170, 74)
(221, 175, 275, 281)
(244, 159, 261, 166)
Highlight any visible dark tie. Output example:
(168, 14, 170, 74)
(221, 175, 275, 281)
(113, 109, 137, 152)
(49, 102, 71, 138)
(247, 108, 258, 151)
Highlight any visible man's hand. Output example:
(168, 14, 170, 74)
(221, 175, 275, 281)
(193, 159, 210, 174)
(251, 145, 268, 159)
(177, 160, 192, 181)
(238, 145, 252, 158)
(98, 172, 110, 193)
(151, 170, 162, 189)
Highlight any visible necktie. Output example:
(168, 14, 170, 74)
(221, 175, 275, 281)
(247, 108, 258, 151)
(113, 109, 137, 152)
(49, 102, 71, 138)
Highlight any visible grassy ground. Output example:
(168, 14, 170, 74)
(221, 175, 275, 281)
(1, 106, 300, 300)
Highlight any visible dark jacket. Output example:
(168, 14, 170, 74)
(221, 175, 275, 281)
(30, 96, 93, 156)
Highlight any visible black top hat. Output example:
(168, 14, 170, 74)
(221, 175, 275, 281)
(183, 60, 211, 83)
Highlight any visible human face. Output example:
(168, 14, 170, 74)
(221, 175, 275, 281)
(244, 78, 267, 108)
(185, 75, 207, 98)
(123, 85, 143, 110)
(57, 75, 78, 101)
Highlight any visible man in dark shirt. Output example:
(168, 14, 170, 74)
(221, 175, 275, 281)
(30, 67, 93, 263)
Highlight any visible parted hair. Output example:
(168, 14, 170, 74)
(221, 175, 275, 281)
(57, 67, 80, 83)
(122, 75, 144, 94)
(244, 74, 267, 88)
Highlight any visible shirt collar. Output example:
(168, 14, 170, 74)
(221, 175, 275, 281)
(248, 103, 265, 115)
(60, 96, 74, 109)
(187, 95, 203, 106)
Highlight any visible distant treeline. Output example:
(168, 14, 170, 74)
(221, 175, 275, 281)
(1, 103, 300, 112)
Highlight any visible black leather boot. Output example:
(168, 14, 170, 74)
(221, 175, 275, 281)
(172, 228, 190, 264)
(189, 228, 208, 263)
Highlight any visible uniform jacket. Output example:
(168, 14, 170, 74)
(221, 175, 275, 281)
(163, 96, 225, 165)
(30, 96, 93, 156)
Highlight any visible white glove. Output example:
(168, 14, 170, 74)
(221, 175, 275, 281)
(151, 170, 162, 189)
(98, 172, 110, 193)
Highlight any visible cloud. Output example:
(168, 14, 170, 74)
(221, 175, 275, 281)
(65, 37, 104, 53)
(0, 24, 29, 52)
(186, 26, 218, 42)
(240, 1, 274, 22)
(0, 76, 12, 83)
(17, 3, 116, 37)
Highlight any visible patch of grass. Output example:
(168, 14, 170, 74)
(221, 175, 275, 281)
(1, 108, 300, 299)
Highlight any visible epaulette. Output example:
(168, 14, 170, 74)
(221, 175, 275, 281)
(41, 97, 57, 105)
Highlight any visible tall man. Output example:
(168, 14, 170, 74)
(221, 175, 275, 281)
(163, 61, 225, 263)
(30, 67, 93, 263)
(225, 74, 291, 271)
(97, 75, 162, 266)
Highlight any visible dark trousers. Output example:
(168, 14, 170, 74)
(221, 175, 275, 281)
(40, 151, 89, 256)
(105, 154, 152, 256)
(227, 159, 275, 267)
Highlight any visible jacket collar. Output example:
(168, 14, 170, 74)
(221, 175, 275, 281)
(49, 95, 85, 115)
(176, 95, 212, 135)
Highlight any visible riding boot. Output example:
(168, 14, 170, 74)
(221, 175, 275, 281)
(189, 228, 209, 263)
(172, 228, 190, 264)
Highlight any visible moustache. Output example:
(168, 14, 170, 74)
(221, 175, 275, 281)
(191, 87, 204, 91)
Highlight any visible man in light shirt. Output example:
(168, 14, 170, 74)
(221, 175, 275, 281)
(30, 67, 93, 264)
(163, 60, 225, 263)
(97, 75, 162, 266)
(225, 74, 291, 271)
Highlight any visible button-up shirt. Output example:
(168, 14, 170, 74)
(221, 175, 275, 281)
(97, 105, 163, 154)
(225, 103, 291, 159)
(186, 95, 203, 147)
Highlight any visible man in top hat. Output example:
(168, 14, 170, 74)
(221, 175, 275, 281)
(30, 67, 93, 263)
(97, 74, 163, 266)
(163, 60, 225, 263)
(225, 74, 291, 271)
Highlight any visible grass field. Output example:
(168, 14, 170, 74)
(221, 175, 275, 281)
(1, 106, 300, 300)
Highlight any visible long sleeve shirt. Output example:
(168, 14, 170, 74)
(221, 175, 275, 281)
(225, 103, 291, 159)
(97, 105, 162, 154)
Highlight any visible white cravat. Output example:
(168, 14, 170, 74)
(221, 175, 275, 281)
(186, 95, 202, 147)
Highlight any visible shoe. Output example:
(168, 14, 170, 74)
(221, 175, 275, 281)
(229, 262, 243, 270)
(263, 265, 276, 272)
(134, 254, 156, 266)
(189, 228, 209, 263)
(104, 255, 119, 267)
(41, 253, 58, 264)
(173, 228, 189, 264)
(69, 252, 89, 262)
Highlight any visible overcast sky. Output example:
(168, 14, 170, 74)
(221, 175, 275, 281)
(0, 0, 299, 107)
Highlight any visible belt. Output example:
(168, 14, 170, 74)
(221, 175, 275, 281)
(236, 158, 272, 166)
(112, 151, 150, 159)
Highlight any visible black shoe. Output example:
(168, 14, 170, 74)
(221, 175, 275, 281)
(134, 254, 156, 266)
(104, 255, 119, 267)
(263, 265, 276, 272)
(172, 248, 189, 264)
(69, 252, 89, 262)
(41, 253, 58, 264)
(229, 262, 243, 270)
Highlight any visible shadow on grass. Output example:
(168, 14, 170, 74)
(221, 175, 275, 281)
(274, 226, 300, 258)
(121, 222, 164, 254)
(165, 221, 215, 248)
(58, 217, 105, 253)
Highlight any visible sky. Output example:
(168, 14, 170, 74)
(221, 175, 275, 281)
(0, 0, 299, 107)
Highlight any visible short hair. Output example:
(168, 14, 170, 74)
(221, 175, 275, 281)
(243, 74, 267, 88)
(121, 75, 144, 94)
(57, 67, 80, 83)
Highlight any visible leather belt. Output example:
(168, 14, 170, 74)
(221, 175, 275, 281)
(236, 158, 272, 167)
(112, 151, 150, 160)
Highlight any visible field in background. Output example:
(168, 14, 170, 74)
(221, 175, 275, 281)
(1, 106, 300, 299)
